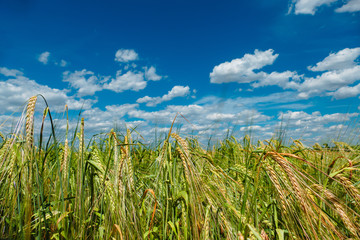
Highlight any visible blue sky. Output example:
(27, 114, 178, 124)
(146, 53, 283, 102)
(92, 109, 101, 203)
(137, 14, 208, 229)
(1, 0, 360, 144)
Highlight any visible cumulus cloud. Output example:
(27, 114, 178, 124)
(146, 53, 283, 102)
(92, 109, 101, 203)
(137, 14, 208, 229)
(137, 85, 190, 106)
(58, 49, 164, 96)
(0, 67, 23, 77)
(279, 110, 358, 124)
(297, 47, 360, 98)
(63, 70, 105, 97)
(0, 67, 95, 113)
(61, 90, 360, 143)
(210, 47, 360, 99)
(80, 103, 140, 132)
(206, 113, 235, 121)
(336, 0, 360, 12)
(105, 103, 139, 115)
(204, 109, 271, 125)
(288, 0, 337, 14)
(115, 49, 139, 62)
(63, 66, 163, 96)
(232, 109, 272, 125)
(240, 125, 268, 132)
(276, 110, 359, 142)
(251, 71, 301, 89)
(297, 65, 360, 98)
(296, 48, 360, 98)
(289, 0, 360, 14)
(144, 66, 162, 81)
(128, 108, 175, 123)
(127, 104, 207, 124)
(104, 70, 146, 92)
(38, 52, 69, 67)
(113, 99, 275, 141)
(132, 96, 273, 133)
(328, 83, 360, 99)
(63, 68, 153, 96)
(210, 49, 301, 89)
(38, 51, 50, 64)
(210, 49, 278, 84)
(308, 47, 360, 72)
(61, 49, 163, 95)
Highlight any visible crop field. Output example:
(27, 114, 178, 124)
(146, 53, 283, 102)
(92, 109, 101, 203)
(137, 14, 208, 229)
(0, 96, 360, 239)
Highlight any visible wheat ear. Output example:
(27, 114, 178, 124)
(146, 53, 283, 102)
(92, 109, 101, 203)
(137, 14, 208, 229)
(313, 184, 359, 237)
(26, 96, 37, 148)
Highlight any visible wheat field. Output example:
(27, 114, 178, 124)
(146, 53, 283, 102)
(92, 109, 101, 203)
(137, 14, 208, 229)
(0, 95, 359, 239)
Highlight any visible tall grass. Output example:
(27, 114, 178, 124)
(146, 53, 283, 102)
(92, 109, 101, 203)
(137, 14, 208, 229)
(0, 96, 359, 239)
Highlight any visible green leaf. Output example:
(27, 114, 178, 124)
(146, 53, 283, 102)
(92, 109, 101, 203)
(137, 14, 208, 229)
(246, 224, 263, 240)
(168, 221, 178, 237)
(276, 229, 287, 240)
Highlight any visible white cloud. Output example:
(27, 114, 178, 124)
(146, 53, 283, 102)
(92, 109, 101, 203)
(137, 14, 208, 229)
(308, 47, 360, 72)
(115, 49, 139, 63)
(38, 52, 69, 67)
(63, 64, 163, 96)
(298, 48, 360, 98)
(0, 67, 95, 113)
(298, 66, 360, 98)
(104, 70, 146, 93)
(63, 70, 105, 97)
(61, 103, 141, 133)
(232, 109, 272, 125)
(38, 51, 50, 64)
(82, 104, 138, 125)
(127, 104, 207, 125)
(137, 85, 190, 106)
(275, 110, 359, 142)
(290, 0, 337, 15)
(336, 0, 360, 12)
(328, 83, 360, 99)
(210, 49, 301, 89)
(289, 0, 360, 14)
(280, 111, 319, 121)
(130, 97, 272, 134)
(144, 66, 162, 81)
(0, 67, 23, 77)
(105, 103, 139, 116)
(252, 71, 301, 89)
(210, 47, 360, 99)
(47, 49, 164, 96)
(60, 60, 68, 67)
(206, 113, 235, 121)
(128, 109, 174, 123)
(240, 125, 267, 132)
(210, 49, 278, 84)
(279, 110, 358, 124)
(328, 124, 345, 130)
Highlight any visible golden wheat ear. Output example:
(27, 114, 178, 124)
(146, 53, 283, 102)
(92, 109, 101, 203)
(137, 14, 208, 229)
(26, 95, 37, 148)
